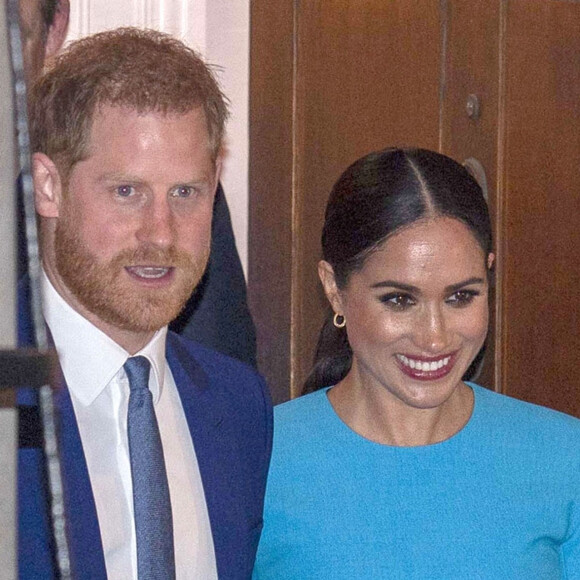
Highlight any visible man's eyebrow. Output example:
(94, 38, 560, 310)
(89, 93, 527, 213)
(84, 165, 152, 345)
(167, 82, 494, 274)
(98, 173, 144, 183)
(98, 173, 211, 186)
(370, 277, 485, 294)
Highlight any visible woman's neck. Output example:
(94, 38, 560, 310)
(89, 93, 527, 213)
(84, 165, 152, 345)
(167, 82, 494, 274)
(327, 373, 474, 447)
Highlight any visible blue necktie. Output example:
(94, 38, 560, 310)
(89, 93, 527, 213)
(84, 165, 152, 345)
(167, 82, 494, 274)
(125, 356, 176, 579)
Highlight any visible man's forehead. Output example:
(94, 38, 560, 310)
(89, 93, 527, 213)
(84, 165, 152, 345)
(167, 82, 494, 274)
(80, 104, 213, 158)
(88, 103, 210, 135)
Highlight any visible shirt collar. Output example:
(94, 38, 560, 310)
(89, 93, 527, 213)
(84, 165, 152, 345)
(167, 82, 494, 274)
(42, 271, 168, 406)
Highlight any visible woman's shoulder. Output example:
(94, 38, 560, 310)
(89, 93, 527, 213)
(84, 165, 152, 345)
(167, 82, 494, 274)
(470, 382, 580, 448)
(274, 387, 331, 419)
(272, 387, 337, 442)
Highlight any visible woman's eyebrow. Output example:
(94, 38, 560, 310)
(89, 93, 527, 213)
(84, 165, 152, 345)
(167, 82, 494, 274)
(445, 277, 486, 293)
(370, 277, 485, 294)
(370, 281, 418, 292)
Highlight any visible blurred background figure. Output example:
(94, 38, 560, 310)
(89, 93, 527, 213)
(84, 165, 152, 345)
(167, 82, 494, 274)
(18, 0, 69, 83)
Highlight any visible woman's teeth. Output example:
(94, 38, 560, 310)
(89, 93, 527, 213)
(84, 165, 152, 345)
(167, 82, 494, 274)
(396, 354, 451, 372)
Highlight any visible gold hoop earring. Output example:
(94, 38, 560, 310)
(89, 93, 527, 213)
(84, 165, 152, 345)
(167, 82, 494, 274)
(333, 313, 346, 328)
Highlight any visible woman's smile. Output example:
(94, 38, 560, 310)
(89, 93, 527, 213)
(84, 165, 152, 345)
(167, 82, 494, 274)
(395, 351, 457, 380)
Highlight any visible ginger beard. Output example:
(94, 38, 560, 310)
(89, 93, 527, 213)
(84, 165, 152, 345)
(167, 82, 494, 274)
(53, 205, 209, 333)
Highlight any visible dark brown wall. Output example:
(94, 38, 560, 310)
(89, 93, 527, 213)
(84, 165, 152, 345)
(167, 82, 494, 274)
(499, 0, 580, 412)
(249, 0, 580, 415)
(249, 2, 295, 403)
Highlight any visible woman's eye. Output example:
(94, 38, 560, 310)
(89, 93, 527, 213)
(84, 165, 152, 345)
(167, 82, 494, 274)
(446, 289, 479, 307)
(116, 185, 135, 198)
(381, 293, 415, 310)
(171, 185, 196, 198)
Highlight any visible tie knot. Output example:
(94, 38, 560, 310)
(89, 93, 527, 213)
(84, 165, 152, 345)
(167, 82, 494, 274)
(124, 356, 151, 392)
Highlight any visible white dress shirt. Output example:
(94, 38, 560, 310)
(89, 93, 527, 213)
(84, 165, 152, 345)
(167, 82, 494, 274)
(42, 272, 218, 580)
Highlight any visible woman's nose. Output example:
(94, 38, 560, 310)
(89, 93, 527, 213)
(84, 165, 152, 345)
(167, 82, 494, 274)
(413, 305, 449, 353)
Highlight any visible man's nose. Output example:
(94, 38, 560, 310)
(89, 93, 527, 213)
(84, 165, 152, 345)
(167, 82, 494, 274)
(136, 197, 176, 248)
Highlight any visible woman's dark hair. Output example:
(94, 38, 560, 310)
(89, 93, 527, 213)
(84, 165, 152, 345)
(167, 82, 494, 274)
(303, 147, 492, 394)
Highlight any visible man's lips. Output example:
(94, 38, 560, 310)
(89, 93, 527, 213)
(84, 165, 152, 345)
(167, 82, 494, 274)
(125, 265, 174, 280)
(395, 352, 457, 380)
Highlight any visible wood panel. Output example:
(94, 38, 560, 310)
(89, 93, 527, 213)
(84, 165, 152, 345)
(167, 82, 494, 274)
(248, 1, 295, 403)
(500, 0, 580, 415)
(440, 1, 502, 390)
(250, 1, 443, 401)
(292, 0, 443, 397)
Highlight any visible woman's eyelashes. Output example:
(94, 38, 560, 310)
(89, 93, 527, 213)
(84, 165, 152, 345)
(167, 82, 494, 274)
(445, 289, 481, 308)
(378, 288, 481, 311)
(379, 292, 416, 311)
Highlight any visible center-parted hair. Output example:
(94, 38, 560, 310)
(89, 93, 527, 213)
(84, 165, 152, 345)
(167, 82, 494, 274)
(30, 27, 229, 180)
(304, 147, 492, 394)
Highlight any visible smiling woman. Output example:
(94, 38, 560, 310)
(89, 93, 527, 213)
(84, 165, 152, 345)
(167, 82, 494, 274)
(253, 148, 580, 579)
(318, 216, 490, 445)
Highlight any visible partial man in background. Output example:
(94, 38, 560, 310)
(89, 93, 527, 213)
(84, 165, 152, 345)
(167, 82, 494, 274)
(18, 27, 272, 579)
(18, 0, 257, 367)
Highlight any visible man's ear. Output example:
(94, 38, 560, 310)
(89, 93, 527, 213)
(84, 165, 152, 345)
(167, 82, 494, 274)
(318, 260, 344, 316)
(32, 153, 63, 218)
(44, 0, 70, 60)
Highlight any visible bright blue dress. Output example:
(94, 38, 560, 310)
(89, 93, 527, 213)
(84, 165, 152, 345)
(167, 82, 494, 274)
(253, 384, 580, 579)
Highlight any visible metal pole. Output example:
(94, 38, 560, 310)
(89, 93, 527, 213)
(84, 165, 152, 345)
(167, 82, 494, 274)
(5, 0, 71, 576)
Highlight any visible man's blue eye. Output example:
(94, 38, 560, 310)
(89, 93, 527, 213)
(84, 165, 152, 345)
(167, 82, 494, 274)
(117, 185, 134, 197)
(172, 186, 195, 198)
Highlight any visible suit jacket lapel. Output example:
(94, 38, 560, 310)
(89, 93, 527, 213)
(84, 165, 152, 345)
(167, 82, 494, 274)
(166, 335, 231, 573)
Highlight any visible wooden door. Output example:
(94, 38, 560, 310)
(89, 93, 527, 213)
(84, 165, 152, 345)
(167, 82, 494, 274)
(250, 0, 443, 402)
(249, 0, 580, 416)
(498, 0, 580, 414)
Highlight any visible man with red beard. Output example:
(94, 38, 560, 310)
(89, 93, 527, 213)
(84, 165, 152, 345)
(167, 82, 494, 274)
(20, 28, 272, 579)
(18, 1, 257, 369)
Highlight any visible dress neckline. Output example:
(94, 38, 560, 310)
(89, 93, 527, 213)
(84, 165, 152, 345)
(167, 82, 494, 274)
(317, 383, 481, 452)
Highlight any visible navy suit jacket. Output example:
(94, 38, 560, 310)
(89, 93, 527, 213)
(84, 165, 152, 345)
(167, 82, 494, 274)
(18, 328, 272, 579)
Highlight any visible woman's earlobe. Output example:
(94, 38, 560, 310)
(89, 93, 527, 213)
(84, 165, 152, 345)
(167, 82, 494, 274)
(487, 252, 495, 271)
(32, 153, 62, 218)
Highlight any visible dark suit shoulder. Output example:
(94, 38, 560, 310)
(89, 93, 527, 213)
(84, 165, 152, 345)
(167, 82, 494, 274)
(166, 331, 272, 428)
(165, 331, 273, 580)
(169, 184, 257, 368)
(167, 331, 264, 387)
